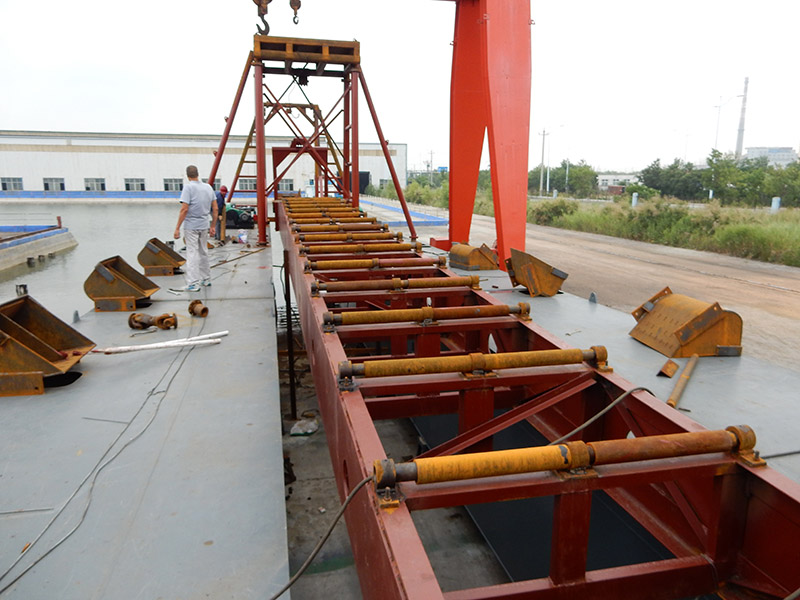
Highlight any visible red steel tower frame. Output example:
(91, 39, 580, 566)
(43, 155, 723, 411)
(430, 0, 532, 269)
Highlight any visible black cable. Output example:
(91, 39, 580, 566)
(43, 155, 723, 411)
(762, 450, 800, 460)
(210, 246, 267, 269)
(269, 476, 372, 600)
(547, 387, 655, 446)
(0, 319, 207, 596)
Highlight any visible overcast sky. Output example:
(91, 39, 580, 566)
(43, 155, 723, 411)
(1, 1, 798, 173)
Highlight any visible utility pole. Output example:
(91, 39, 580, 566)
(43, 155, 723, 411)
(429, 150, 434, 184)
(735, 77, 749, 159)
(538, 129, 548, 197)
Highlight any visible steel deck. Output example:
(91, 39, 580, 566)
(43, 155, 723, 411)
(0, 245, 288, 598)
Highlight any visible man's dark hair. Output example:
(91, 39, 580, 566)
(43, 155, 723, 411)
(186, 165, 199, 178)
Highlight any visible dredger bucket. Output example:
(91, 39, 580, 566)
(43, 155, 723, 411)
(137, 238, 186, 276)
(0, 295, 95, 396)
(504, 248, 568, 297)
(448, 243, 499, 270)
(629, 287, 742, 357)
(84, 255, 160, 311)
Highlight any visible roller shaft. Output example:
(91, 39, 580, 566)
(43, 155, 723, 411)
(341, 346, 607, 378)
(313, 276, 479, 293)
(325, 303, 529, 326)
(373, 426, 756, 486)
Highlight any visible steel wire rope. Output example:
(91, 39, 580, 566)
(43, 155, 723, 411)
(547, 386, 655, 446)
(0, 317, 209, 596)
(210, 246, 268, 268)
(268, 475, 372, 600)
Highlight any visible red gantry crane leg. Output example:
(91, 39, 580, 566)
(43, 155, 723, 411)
(434, 0, 531, 269)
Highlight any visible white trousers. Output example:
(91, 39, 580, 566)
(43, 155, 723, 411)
(184, 228, 210, 285)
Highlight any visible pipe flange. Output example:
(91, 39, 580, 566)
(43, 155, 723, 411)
(726, 424, 756, 452)
(373, 458, 397, 489)
(128, 313, 150, 329)
(189, 300, 209, 318)
(154, 313, 178, 329)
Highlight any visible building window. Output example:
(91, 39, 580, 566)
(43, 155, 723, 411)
(125, 178, 146, 191)
(379, 179, 391, 188)
(277, 178, 294, 192)
(238, 179, 257, 191)
(84, 178, 106, 192)
(164, 178, 183, 192)
(202, 178, 220, 191)
(1, 177, 23, 191)
(43, 177, 65, 191)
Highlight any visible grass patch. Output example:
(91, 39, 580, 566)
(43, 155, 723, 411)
(527, 199, 800, 267)
(400, 189, 799, 267)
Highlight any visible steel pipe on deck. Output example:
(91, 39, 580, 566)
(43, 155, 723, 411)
(312, 275, 480, 293)
(374, 426, 757, 486)
(309, 256, 446, 270)
(297, 232, 402, 242)
(293, 224, 389, 232)
(288, 211, 365, 218)
(291, 217, 378, 224)
(301, 242, 422, 255)
(324, 302, 530, 326)
(340, 346, 608, 378)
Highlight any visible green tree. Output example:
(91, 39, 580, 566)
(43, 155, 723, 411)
(639, 159, 663, 191)
(661, 159, 704, 200)
(703, 150, 742, 204)
(565, 161, 598, 198)
(765, 162, 800, 208)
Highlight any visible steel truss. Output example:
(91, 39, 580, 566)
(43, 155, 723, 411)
(278, 196, 800, 599)
(207, 35, 417, 247)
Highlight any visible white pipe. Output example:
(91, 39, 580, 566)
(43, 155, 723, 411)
(167, 330, 229, 344)
(93, 339, 221, 355)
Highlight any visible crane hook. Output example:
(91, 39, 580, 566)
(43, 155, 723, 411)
(290, 0, 301, 24)
(256, 13, 270, 35)
(254, 0, 271, 35)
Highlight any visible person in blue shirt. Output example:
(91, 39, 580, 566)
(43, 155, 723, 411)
(214, 185, 228, 241)
(173, 165, 218, 291)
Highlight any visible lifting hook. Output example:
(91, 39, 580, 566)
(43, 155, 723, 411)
(254, 0, 271, 35)
(290, 0, 301, 24)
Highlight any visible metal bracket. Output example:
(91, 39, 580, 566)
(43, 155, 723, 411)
(376, 486, 403, 511)
(738, 450, 767, 468)
(556, 466, 598, 481)
(464, 369, 497, 379)
(595, 361, 614, 373)
(338, 376, 356, 392)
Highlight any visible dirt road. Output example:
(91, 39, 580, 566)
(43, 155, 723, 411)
(368, 200, 800, 371)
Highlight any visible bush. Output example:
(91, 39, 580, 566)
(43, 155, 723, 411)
(625, 183, 659, 200)
(527, 199, 578, 225)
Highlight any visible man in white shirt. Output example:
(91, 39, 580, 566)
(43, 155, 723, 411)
(174, 165, 218, 291)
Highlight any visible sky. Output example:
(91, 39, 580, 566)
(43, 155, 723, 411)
(1, 0, 798, 173)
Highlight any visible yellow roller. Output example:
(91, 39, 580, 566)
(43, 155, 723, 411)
(340, 346, 607, 378)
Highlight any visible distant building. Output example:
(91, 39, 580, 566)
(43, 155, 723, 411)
(0, 130, 406, 197)
(597, 173, 638, 192)
(745, 147, 798, 168)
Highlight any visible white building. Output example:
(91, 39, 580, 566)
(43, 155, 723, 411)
(0, 130, 407, 197)
(597, 173, 638, 191)
(744, 147, 798, 168)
